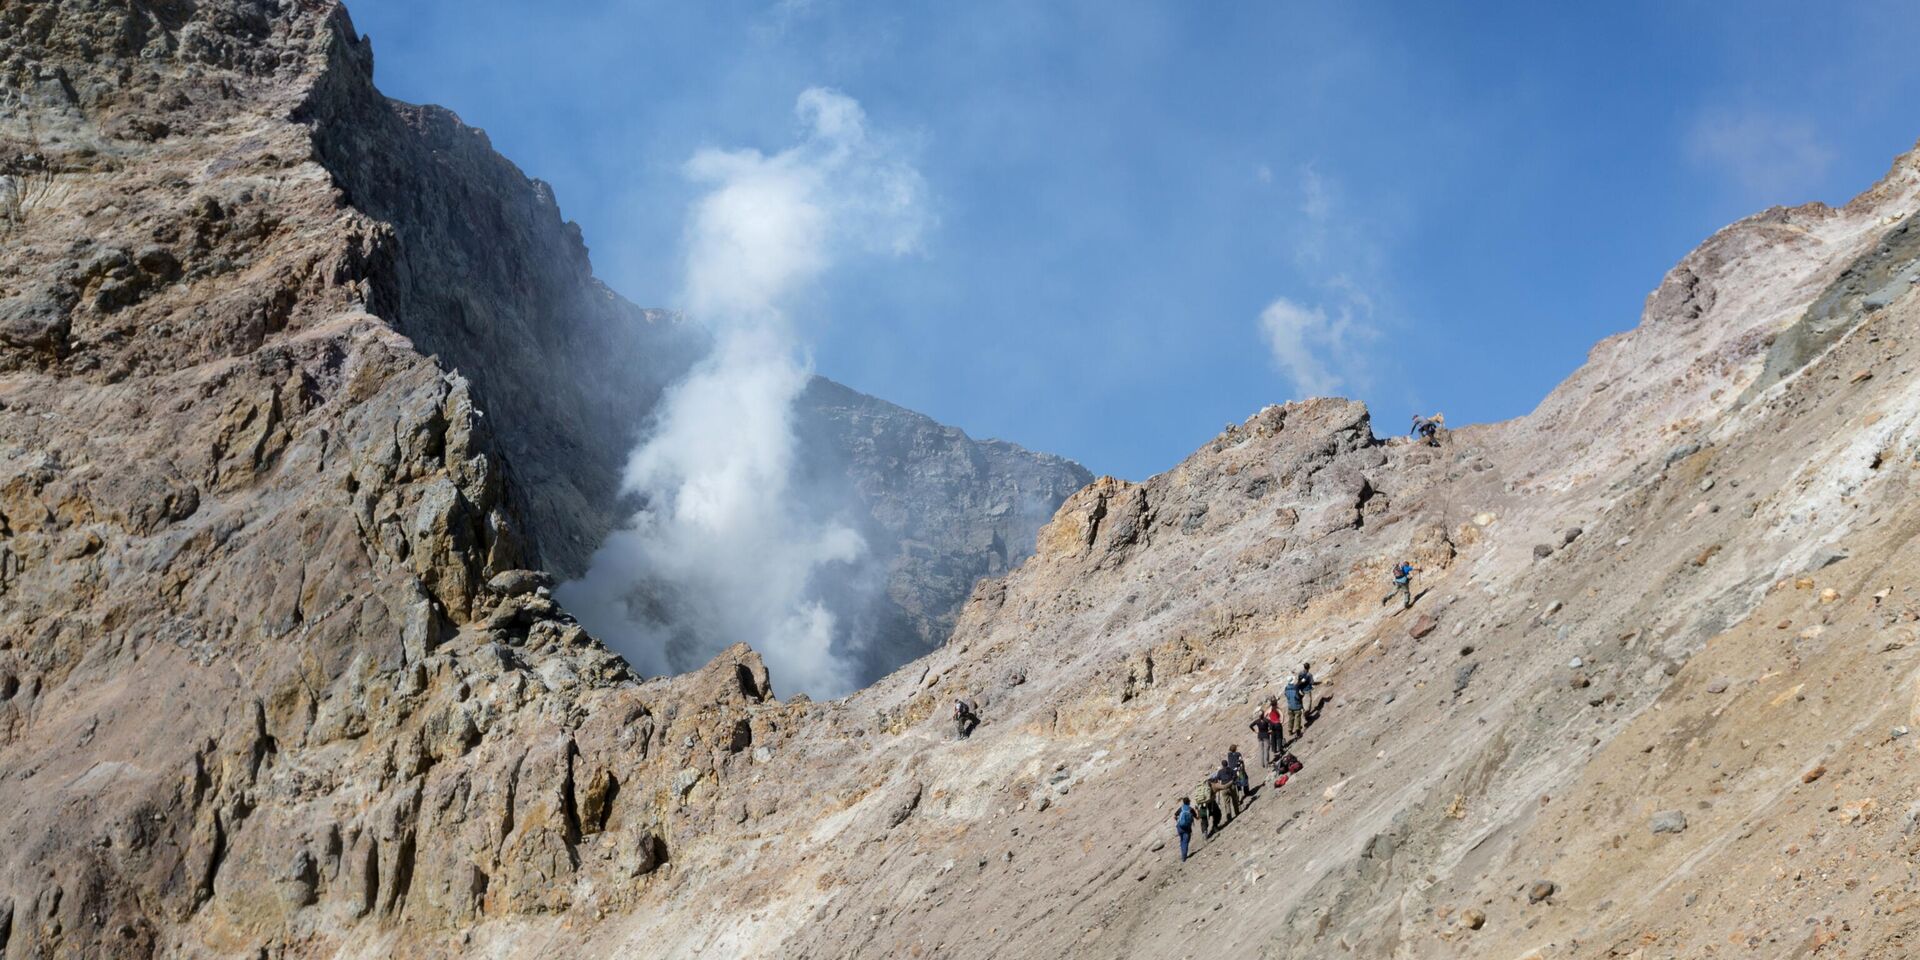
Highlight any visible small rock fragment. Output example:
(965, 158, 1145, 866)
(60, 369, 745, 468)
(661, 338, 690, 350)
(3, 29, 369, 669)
(1705, 677, 1730, 694)
(1838, 798, 1877, 823)
(1649, 810, 1688, 834)
(1526, 880, 1556, 904)
(1802, 765, 1826, 784)
(1453, 662, 1479, 694)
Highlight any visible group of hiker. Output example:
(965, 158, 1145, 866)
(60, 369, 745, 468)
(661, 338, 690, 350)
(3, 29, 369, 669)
(1172, 552, 1428, 861)
(1172, 663, 1317, 861)
(940, 442, 1447, 869)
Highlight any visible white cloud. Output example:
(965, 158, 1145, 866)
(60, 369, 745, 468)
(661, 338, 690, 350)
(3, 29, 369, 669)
(561, 87, 927, 698)
(1685, 110, 1834, 200)
(1260, 166, 1381, 400)
(1258, 283, 1375, 398)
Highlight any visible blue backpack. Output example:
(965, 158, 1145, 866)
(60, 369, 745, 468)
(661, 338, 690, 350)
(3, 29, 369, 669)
(1176, 805, 1195, 829)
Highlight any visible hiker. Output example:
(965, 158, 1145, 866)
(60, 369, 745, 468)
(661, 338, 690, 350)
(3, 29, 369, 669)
(1227, 744, 1250, 795)
(1174, 797, 1196, 861)
(1295, 663, 1317, 719)
(1283, 677, 1306, 740)
(1382, 560, 1416, 610)
(1250, 710, 1277, 767)
(1410, 412, 1442, 446)
(953, 698, 979, 739)
(1265, 697, 1287, 758)
(1193, 775, 1220, 838)
(1210, 761, 1242, 820)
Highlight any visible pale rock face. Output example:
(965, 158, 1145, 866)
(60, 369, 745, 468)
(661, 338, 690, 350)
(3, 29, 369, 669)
(7, 3, 1920, 960)
(0, 1, 1074, 956)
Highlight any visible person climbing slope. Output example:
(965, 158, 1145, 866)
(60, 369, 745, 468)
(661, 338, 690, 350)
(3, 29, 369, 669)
(1382, 560, 1416, 610)
(1295, 663, 1317, 720)
(1410, 412, 1443, 446)
(1250, 710, 1277, 767)
(1227, 744, 1250, 796)
(1174, 797, 1195, 861)
(1265, 697, 1286, 758)
(1210, 760, 1242, 820)
(1194, 774, 1220, 838)
(1283, 676, 1306, 740)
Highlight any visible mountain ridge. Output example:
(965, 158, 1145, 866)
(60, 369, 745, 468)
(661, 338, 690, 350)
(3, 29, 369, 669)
(3, 3, 1919, 959)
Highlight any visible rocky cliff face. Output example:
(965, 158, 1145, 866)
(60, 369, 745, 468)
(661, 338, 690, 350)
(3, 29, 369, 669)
(5, 3, 1920, 960)
(0, 2, 1078, 957)
(792, 378, 1092, 684)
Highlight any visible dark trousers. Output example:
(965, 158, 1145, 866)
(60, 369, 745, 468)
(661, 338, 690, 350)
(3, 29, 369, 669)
(1265, 727, 1286, 760)
(956, 715, 977, 739)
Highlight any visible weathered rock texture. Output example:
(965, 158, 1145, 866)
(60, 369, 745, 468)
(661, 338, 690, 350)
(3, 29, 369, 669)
(0, 2, 1078, 957)
(793, 377, 1091, 683)
(6, 3, 1920, 960)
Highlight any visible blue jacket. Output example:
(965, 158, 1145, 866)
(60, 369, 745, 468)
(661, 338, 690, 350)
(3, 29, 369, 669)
(1176, 804, 1194, 830)
(1283, 684, 1303, 710)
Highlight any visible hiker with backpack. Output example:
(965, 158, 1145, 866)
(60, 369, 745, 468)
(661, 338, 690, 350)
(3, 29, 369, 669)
(1174, 797, 1196, 861)
(1295, 663, 1317, 719)
(1209, 760, 1242, 821)
(1382, 561, 1416, 610)
(953, 697, 979, 740)
(1283, 677, 1306, 740)
(1193, 774, 1221, 838)
(1227, 744, 1250, 796)
(1410, 412, 1442, 446)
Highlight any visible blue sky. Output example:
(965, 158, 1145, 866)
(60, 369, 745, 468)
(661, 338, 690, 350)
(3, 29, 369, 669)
(347, 0, 1920, 480)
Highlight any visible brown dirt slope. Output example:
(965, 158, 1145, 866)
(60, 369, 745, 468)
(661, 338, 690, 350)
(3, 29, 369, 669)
(5, 3, 1920, 959)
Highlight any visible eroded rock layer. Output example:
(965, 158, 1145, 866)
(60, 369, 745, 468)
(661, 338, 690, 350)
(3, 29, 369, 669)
(5, 3, 1920, 959)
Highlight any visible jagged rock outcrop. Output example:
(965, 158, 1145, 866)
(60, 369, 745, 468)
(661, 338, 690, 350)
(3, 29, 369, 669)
(0, 2, 1076, 957)
(8, 2, 1920, 959)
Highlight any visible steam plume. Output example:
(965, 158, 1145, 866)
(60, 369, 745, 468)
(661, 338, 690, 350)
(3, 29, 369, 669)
(560, 88, 927, 698)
